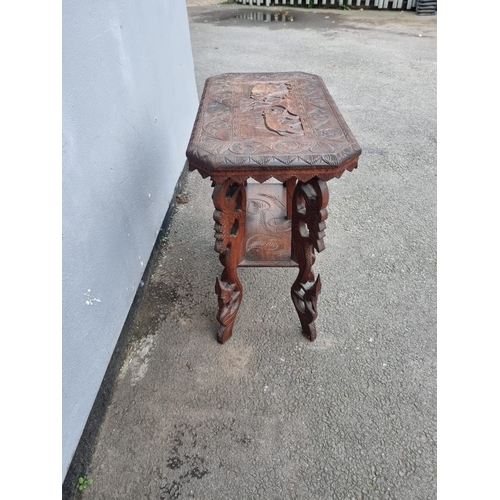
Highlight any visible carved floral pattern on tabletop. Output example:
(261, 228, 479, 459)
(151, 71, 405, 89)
(186, 72, 362, 179)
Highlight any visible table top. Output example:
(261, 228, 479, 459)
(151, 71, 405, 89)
(186, 72, 361, 184)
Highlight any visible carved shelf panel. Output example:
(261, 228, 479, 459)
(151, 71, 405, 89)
(239, 183, 297, 268)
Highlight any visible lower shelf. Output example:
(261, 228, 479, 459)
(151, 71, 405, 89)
(239, 183, 298, 268)
(239, 258, 297, 268)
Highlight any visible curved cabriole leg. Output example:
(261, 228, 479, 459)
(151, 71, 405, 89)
(291, 178, 329, 341)
(212, 179, 246, 343)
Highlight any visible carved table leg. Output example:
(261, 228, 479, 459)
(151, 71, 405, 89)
(291, 178, 329, 341)
(212, 179, 246, 344)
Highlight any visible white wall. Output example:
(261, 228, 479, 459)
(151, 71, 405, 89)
(62, 0, 198, 481)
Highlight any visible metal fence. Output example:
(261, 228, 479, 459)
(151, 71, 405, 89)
(233, 0, 418, 9)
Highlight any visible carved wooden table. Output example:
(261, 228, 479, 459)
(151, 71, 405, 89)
(186, 72, 361, 344)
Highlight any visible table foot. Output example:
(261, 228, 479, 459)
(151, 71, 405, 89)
(215, 277, 241, 344)
(291, 178, 329, 341)
(292, 275, 322, 341)
(213, 179, 246, 343)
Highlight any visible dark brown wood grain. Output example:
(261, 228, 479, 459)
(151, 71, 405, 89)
(186, 72, 361, 185)
(240, 183, 295, 267)
(212, 179, 246, 343)
(187, 72, 361, 343)
(291, 178, 329, 341)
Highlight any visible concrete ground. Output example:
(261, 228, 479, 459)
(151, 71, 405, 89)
(80, 3, 436, 499)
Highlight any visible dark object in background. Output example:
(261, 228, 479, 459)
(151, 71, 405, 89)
(416, 0, 437, 15)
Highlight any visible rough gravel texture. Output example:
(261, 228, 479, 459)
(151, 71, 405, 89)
(81, 4, 436, 500)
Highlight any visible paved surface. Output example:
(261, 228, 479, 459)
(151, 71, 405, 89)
(80, 4, 436, 499)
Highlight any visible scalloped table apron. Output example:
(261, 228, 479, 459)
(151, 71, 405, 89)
(186, 72, 362, 344)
